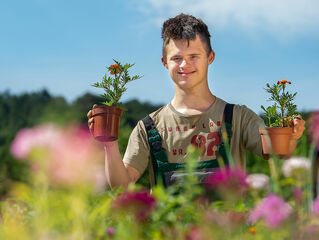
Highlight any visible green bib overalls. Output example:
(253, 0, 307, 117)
(142, 103, 234, 188)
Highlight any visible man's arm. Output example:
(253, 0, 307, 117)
(103, 141, 141, 188)
(88, 105, 141, 189)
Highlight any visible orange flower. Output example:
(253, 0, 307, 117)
(108, 64, 120, 75)
(249, 226, 257, 234)
(114, 64, 120, 73)
(277, 79, 292, 85)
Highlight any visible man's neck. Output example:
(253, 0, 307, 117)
(171, 89, 216, 115)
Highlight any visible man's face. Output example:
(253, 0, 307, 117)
(162, 35, 215, 91)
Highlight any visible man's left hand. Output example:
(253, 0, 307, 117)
(292, 115, 306, 140)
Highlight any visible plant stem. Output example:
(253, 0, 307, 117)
(281, 85, 285, 127)
(268, 117, 271, 127)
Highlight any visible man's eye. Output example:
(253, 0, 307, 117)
(191, 55, 197, 59)
(172, 57, 181, 61)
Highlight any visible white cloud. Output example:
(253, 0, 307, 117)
(134, 0, 319, 37)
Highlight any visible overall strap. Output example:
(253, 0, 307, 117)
(224, 103, 234, 143)
(142, 115, 167, 185)
(218, 103, 235, 165)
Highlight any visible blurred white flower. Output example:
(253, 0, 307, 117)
(282, 157, 311, 178)
(246, 173, 270, 191)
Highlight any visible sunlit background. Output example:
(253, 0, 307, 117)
(1, 0, 318, 114)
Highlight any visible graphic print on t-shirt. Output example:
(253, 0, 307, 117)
(161, 119, 222, 161)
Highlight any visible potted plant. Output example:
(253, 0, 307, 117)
(91, 60, 142, 142)
(259, 79, 298, 156)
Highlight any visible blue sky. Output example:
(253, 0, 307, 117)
(1, 0, 318, 114)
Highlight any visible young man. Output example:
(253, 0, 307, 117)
(87, 14, 305, 189)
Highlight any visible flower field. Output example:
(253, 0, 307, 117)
(0, 111, 319, 240)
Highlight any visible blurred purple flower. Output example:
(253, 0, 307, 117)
(312, 197, 319, 215)
(113, 191, 156, 222)
(249, 194, 292, 228)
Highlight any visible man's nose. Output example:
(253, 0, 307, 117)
(179, 59, 190, 68)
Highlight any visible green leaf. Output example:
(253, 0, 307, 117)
(91, 60, 142, 107)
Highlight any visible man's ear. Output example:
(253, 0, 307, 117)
(208, 50, 215, 65)
(161, 56, 168, 69)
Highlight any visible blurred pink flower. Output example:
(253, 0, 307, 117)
(106, 227, 115, 236)
(312, 197, 319, 215)
(185, 226, 202, 240)
(204, 167, 248, 201)
(309, 111, 319, 149)
(204, 167, 248, 189)
(206, 210, 246, 229)
(10, 124, 60, 159)
(113, 191, 156, 222)
(249, 194, 292, 228)
(293, 187, 303, 204)
(10, 124, 105, 190)
(48, 125, 104, 188)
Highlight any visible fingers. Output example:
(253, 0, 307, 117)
(88, 118, 94, 126)
(89, 119, 94, 135)
(87, 104, 98, 118)
(87, 104, 98, 135)
(87, 108, 92, 118)
(291, 115, 306, 140)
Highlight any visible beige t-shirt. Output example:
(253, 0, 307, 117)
(123, 97, 264, 176)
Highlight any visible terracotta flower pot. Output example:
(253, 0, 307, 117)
(91, 106, 124, 142)
(259, 127, 293, 156)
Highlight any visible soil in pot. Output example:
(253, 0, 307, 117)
(259, 127, 293, 156)
(92, 106, 124, 142)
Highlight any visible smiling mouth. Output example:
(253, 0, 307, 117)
(178, 71, 196, 76)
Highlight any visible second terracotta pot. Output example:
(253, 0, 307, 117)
(259, 127, 293, 156)
(91, 106, 124, 142)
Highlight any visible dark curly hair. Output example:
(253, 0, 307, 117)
(161, 13, 212, 63)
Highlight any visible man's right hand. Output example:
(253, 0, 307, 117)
(87, 104, 98, 135)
